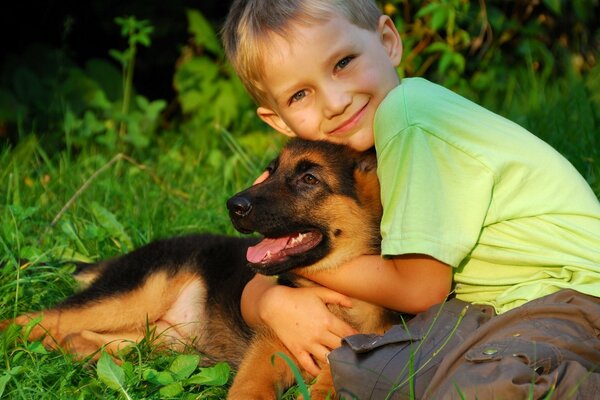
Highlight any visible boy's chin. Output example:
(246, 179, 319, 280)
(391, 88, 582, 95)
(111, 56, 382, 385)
(293, 131, 374, 151)
(345, 134, 375, 151)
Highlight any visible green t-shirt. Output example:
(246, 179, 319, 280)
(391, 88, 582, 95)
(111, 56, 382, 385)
(374, 77, 600, 314)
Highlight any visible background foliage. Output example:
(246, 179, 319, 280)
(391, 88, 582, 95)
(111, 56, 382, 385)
(0, 0, 599, 398)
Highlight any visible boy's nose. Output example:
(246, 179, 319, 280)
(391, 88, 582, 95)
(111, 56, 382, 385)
(322, 88, 351, 119)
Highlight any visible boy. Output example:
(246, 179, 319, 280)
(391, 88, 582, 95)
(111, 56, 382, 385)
(222, 0, 600, 397)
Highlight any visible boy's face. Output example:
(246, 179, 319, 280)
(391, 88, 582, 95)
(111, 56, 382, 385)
(256, 14, 402, 151)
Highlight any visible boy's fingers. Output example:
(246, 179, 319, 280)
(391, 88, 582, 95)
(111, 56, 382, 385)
(312, 344, 333, 366)
(297, 351, 320, 377)
(315, 287, 353, 308)
(322, 331, 348, 351)
(253, 170, 270, 185)
(331, 317, 358, 339)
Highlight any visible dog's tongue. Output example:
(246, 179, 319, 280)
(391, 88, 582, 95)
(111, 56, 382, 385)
(247, 237, 290, 263)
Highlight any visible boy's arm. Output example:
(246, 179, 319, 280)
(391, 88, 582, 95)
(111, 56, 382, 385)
(298, 254, 452, 314)
(241, 274, 358, 376)
(249, 171, 452, 311)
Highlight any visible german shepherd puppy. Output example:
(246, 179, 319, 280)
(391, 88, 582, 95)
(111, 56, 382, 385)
(0, 139, 397, 399)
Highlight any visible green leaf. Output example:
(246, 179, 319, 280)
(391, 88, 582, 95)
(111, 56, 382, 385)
(85, 58, 123, 101)
(135, 96, 166, 120)
(90, 202, 133, 251)
(438, 51, 455, 74)
(136, 95, 150, 111)
(452, 52, 466, 73)
(109, 49, 126, 66)
(431, 6, 449, 31)
(0, 374, 11, 398)
(186, 362, 230, 387)
(136, 33, 152, 47)
(97, 352, 125, 391)
(213, 82, 238, 127)
(147, 99, 167, 119)
(23, 316, 43, 340)
(543, 0, 561, 14)
(159, 382, 184, 398)
(18, 245, 45, 261)
(186, 9, 223, 56)
(124, 119, 150, 148)
(48, 246, 94, 263)
(27, 341, 49, 354)
(7, 366, 23, 377)
(169, 354, 200, 380)
(121, 361, 135, 382)
(415, 3, 440, 18)
(0, 368, 24, 398)
(424, 42, 451, 54)
(142, 369, 175, 385)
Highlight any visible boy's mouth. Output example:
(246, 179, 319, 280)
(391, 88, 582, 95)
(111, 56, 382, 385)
(327, 102, 369, 136)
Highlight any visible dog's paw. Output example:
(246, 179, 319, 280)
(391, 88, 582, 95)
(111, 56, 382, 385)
(306, 387, 336, 400)
(61, 332, 105, 360)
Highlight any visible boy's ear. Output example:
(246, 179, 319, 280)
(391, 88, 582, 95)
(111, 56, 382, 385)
(378, 15, 402, 66)
(257, 106, 296, 137)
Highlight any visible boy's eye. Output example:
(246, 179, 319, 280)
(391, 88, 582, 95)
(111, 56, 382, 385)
(335, 56, 354, 71)
(290, 90, 306, 104)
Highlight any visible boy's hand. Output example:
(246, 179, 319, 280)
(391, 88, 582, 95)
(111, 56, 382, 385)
(258, 284, 357, 376)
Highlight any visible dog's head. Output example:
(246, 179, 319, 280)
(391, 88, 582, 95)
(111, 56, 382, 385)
(227, 139, 381, 276)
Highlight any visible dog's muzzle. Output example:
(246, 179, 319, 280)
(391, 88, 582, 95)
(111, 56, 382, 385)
(227, 195, 253, 218)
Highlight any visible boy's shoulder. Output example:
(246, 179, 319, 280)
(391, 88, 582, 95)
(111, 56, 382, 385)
(375, 77, 461, 134)
(376, 77, 488, 129)
(387, 77, 460, 106)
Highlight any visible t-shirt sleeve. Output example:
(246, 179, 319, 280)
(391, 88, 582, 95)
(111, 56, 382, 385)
(377, 125, 496, 267)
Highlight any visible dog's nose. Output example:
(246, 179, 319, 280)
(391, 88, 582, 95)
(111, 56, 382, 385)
(227, 195, 253, 217)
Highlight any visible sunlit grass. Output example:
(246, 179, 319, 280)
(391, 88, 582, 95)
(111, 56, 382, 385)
(0, 67, 598, 398)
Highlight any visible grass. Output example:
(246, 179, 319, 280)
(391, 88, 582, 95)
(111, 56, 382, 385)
(1, 67, 599, 398)
(0, 130, 285, 399)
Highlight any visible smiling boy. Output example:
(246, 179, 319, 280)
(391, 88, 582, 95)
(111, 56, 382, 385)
(222, 0, 600, 397)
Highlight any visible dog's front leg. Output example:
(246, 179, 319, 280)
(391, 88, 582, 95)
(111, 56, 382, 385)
(228, 328, 299, 400)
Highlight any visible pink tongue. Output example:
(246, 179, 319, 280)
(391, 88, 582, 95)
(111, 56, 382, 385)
(247, 237, 291, 263)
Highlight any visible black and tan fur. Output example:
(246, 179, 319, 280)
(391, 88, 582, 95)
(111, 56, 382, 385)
(1, 139, 398, 399)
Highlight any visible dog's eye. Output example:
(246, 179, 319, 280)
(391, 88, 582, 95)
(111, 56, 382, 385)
(302, 174, 319, 185)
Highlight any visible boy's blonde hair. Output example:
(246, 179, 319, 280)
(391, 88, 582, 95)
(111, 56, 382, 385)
(222, 0, 382, 106)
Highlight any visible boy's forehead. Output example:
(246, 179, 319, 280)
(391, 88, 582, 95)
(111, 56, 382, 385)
(260, 12, 366, 59)
(257, 15, 369, 98)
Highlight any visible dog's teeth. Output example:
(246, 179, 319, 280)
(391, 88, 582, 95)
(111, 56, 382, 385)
(291, 233, 306, 246)
(265, 250, 272, 260)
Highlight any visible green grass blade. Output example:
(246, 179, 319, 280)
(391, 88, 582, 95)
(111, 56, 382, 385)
(272, 352, 310, 399)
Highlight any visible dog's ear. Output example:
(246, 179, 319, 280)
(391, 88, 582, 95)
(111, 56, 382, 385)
(353, 147, 382, 219)
(355, 148, 377, 174)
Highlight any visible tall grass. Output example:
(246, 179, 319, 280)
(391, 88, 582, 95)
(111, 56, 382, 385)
(0, 67, 599, 398)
